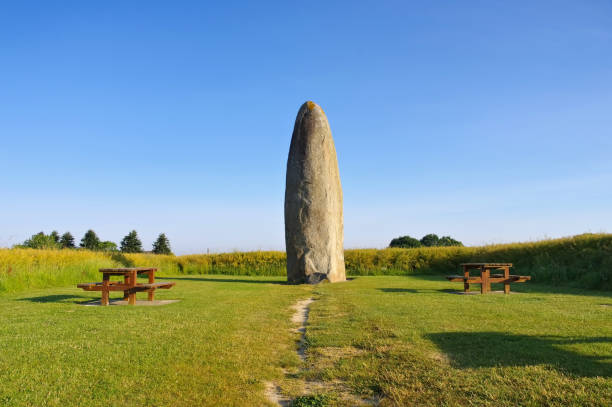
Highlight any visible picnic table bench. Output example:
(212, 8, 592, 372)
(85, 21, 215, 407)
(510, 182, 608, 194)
(446, 263, 530, 294)
(77, 268, 175, 306)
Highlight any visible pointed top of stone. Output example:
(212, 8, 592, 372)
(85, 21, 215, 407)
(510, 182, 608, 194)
(295, 100, 326, 121)
(305, 100, 322, 112)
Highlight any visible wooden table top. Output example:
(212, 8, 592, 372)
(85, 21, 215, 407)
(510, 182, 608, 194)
(99, 268, 157, 274)
(460, 263, 512, 267)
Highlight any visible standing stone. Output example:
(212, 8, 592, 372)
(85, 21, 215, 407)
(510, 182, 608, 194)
(285, 101, 346, 284)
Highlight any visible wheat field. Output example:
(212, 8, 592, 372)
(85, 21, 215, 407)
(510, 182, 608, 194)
(1, 233, 610, 293)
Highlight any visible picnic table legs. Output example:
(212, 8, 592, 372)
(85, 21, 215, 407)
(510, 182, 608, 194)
(504, 266, 510, 294)
(463, 265, 470, 292)
(480, 267, 490, 294)
(123, 274, 130, 301)
(127, 270, 137, 305)
(122, 272, 134, 304)
(147, 270, 155, 302)
(101, 274, 110, 306)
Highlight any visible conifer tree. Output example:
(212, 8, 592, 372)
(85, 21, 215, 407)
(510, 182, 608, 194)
(152, 233, 172, 255)
(80, 230, 101, 250)
(50, 230, 60, 243)
(60, 232, 75, 248)
(120, 230, 143, 253)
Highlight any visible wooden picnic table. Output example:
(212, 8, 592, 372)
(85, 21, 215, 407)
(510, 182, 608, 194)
(77, 267, 175, 306)
(446, 263, 530, 294)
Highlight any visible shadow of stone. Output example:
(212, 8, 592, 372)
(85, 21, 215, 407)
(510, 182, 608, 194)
(17, 294, 92, 304)
(427, 331, 612, 378)
(162, 276, 289, 285)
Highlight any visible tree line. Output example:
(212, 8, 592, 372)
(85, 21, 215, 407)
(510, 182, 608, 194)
(389, 233, 463, 248)
(16, 230, 173, 255)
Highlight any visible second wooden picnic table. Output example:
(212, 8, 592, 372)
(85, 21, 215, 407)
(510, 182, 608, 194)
(446, 263, 531, 294)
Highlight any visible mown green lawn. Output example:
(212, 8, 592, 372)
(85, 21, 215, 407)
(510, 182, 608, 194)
(0, 275, 312, 406)
(1, 275, 610, 406)
(306, 276, 612, 406)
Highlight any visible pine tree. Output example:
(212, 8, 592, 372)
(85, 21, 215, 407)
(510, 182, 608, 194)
(152, 233, 172, 255)
(50, 230, 60, 243)
(80, 230, 101, 250)
(120, 230, 143, 253)
(60, 232, 75, 248)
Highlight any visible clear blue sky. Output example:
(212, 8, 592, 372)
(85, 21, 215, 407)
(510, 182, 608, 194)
(1, 1, 611, 254)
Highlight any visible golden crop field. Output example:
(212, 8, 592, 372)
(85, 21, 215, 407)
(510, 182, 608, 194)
(1, 233, 610, 293)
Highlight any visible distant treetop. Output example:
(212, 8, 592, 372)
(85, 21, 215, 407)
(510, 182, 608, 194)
(50, 230, 60, 243)
(17, 232, 61, 250)
(389, 234, 463, 248)
(389, 235, 422, 248)
(80, 230, 101, 251)
(121, 230, 143, 253)
(152, 233, 173, 255)
(60, 232, 75, 248)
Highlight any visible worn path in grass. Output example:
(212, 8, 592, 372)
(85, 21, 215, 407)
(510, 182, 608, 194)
(1, 275, 611, 406)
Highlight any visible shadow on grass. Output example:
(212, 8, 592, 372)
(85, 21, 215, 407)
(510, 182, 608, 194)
(378, 288, 458, 294)
(428, 331, 612, 378)
(163, 276, 356, 285)
(161, 276, 289, 285)
(110, 253, 134, 267)
(17, 294, 93, 304)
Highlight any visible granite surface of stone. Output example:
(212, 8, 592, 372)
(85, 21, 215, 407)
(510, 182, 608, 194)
(284, 101, 346, 284)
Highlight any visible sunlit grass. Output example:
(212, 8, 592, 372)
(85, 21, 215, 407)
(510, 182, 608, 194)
(1, 275, 609, 406)
(304, 276, 612, 406)
(0, 275, 312, 406)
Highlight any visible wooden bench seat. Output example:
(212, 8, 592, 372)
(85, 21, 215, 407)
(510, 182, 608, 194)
(138, 282, 175, 289)
(78, 281, 175, 292)
(446, 275, 483, 282)
(77, 281, 123, 289)
(77, 282, 131, 292)
(446, 275, 531, 283)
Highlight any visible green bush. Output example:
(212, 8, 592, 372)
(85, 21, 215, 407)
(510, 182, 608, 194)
(16, 232, 61, 250)
(389, 235, 422, 248)
(390, 234, 463, 248)
(291, 394, 333, 407)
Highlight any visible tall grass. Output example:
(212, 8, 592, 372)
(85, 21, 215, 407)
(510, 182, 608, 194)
(0, 249, 116, 293)
(344, 234, 612, 290)
(1, 234, 610, 293)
